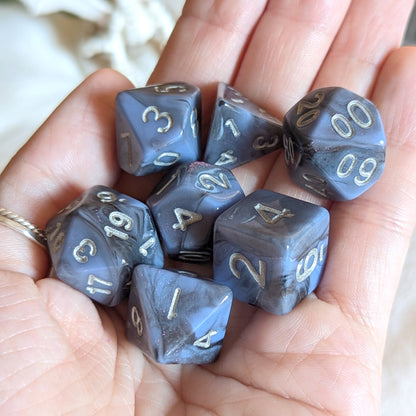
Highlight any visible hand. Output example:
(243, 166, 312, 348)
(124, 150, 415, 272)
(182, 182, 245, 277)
(1, 1, 415, 414)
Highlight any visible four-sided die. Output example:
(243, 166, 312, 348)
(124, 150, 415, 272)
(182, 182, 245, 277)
(203, 82, 283, 170)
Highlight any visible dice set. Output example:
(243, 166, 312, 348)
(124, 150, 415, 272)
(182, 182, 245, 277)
(45, 81, 386, 364)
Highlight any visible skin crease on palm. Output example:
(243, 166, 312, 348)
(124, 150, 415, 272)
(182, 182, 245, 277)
(1, 0, 416, 414)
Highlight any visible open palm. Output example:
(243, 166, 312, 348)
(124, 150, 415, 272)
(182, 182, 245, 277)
(1, 1, 416, 414)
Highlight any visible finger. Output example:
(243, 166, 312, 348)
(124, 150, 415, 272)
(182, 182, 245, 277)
(316, 47, 416, 333)
(233, 0, 351, 118)
(230, 0, 351, 200)
(117, 0, 271, 198)
(148, 0, 268, 133)
(313, 0, 414, 95)
(0, 272, 93, 413)
(235, 1, 412, 202)
(0, 69, 133, 280)
(236, 1, 413, 201)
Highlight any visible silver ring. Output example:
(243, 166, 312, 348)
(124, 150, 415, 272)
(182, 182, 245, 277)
(0, 207, 48, 249)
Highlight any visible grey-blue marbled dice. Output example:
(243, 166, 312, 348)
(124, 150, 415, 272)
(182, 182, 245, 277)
(213, 189, 329, 315)
(126, 264, 233, 364)
(147, 161, 245, 262)
(116, 82, 201, 176)
(45, 185, 164, 306)
(203, 82, 283, 169)
(283, 86, 386, 201)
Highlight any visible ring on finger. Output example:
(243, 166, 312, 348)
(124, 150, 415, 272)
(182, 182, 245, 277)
(0, 207, 48, 250)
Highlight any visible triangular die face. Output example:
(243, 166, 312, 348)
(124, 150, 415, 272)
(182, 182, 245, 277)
(46, 210, 91, 267)
(219, 82, 280, 124)
(47, 213, 103, 274)
(160, 283, 232, 364)
(203, 82, 283, 170)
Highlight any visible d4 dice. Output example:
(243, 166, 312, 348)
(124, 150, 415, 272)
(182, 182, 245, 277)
(126, 265, 233, 364)
(45, 185, 164, 306)
(116, 82, 201, 176)
(213, 189, 329, 315)
(283, 87, 386, 201)
(147, 161, 245, 262)
(203, 82, 283, 169)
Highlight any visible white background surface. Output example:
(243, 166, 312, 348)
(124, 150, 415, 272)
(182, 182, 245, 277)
(0, 1, 415, 413)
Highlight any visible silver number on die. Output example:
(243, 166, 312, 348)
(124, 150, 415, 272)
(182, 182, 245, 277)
(86, 274, 113, 295)
(331, 99, 374, 139)
(252, 135, 280, 150)
(104, 211, 134, 240)
(97, 191, 117, 203)
(131, 306, 143, 336)
(214, 150, 237, 166)
(229, 253, 266, 289)
(154, 84, 187, 93)
(190, 107, 199, 138)
(142, 105, 173, 133)
(153, 152, 181, 167)
(225, 119, 241, 137)
(283, 134, 295, 165)
(172, 208, 202, 231)
(302, 173, 330, 198)
(49, 222, 65, 253)
(254, 203, 294, 224)
(193, 330, 218, 349)
(139, 237, 155, 256)
(336, 154, 378, 186)
(296, 242, 326, 283)
(73, 238, 97, 263)
(198, 172, 230, 191)
(295, 92, 325, 128)
(167, 288, 181, 320)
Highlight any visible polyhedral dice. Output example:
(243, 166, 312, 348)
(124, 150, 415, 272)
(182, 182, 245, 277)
(126, 264, 233, 364)
(116, 82, 201, 176)
(203, 82, 283, 169)
(45, 185, 164, 306)
(283, 86, 386, 201)
(147, 161, 245, 262)
(213, 189, 329, 315)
